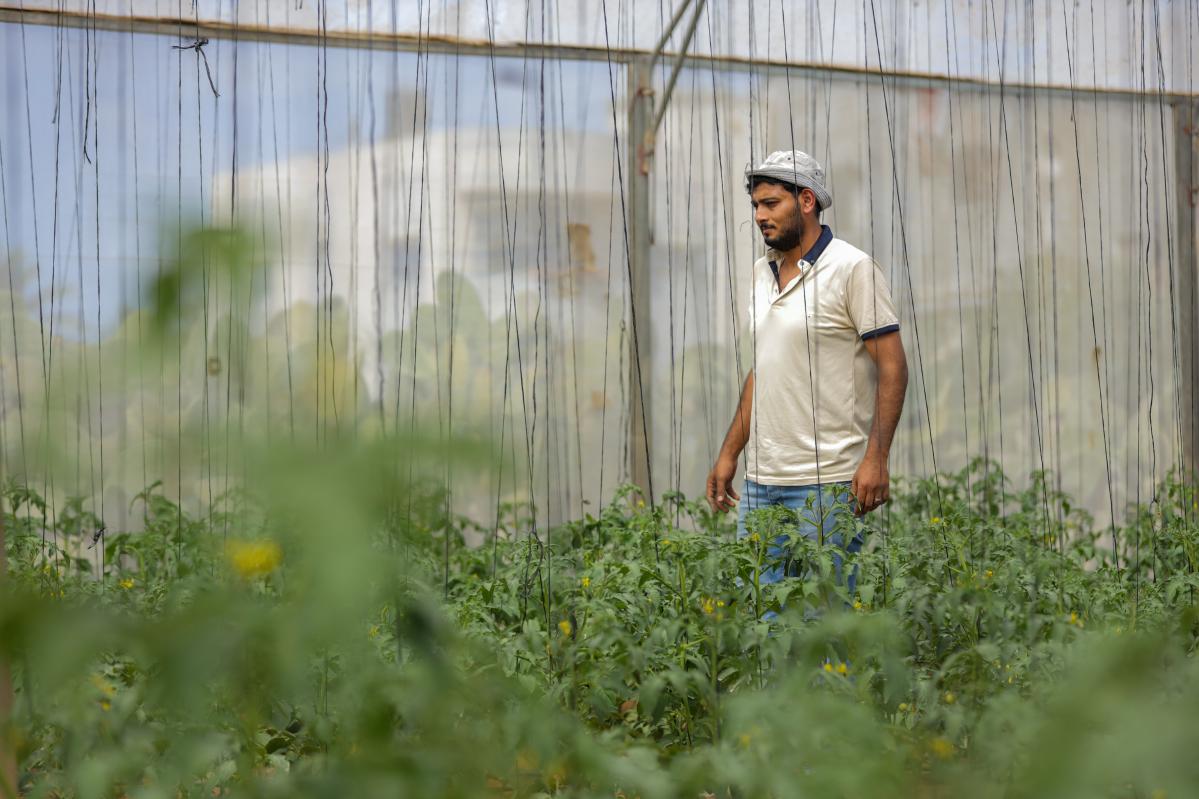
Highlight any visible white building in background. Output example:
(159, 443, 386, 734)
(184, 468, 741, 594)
(219, 93, 650, 399)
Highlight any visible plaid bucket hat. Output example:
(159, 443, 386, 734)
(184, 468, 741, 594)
(744, 149, 833, 211)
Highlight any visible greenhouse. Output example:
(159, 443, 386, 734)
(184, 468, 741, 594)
(1, 1, 1197, 795)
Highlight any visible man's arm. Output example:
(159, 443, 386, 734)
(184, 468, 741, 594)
(852, 332, 908, 515)
(706, 370, 754, 513)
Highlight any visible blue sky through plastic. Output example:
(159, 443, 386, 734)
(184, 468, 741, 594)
(0, 19, 619, 336)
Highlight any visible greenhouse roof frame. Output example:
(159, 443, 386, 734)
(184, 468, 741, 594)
(2, 4, 1196, 103)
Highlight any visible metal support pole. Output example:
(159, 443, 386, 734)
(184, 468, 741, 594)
(649, 0, 707, 142)
(1176, 99, 1198, 482)
(624, 0, 706, 503)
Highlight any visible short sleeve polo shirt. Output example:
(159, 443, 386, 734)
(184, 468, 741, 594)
(743, 226, 901, 485)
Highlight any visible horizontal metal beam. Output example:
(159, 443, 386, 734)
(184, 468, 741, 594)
(1, 4, 1196, 102)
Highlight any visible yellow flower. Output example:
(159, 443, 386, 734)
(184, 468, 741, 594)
(716, 599, 725, 608)
(100, 700, 111, 712)
(662, 539, 672, 547)
(118, 578, 134, 590)
(823, 662, 833, 673)
(984, 569, 993, 579)
(853, 600, 863, 610)
(90, 674, 116, 697)
(748, 532, 761, 543)
(368, 624, 381, 639)
(944, 691, 956, 704)
(898, 702, 908, 712)
(581, 576, 590, 589)
(738, 732, 752, 748)
(701, 597, 715, 615)
(836, 662, 848, 675)
(930, 516, 941, 525)
(637, 500, 646, 508)
(558, 619, 572, 636)
(930, 737, 954, 759)
(226, 539, 282, 578)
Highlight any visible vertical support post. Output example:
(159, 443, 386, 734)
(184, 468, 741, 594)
(627, 57, 654, 502)
(1176, 99, 1198, 482)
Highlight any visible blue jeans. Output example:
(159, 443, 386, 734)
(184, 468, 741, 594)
(737, 480, 863, 599)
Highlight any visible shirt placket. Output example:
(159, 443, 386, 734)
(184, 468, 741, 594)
(771, 261, 810, 306)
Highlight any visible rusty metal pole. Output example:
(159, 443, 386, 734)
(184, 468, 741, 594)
(625, 0, 705, 504)
(626, 56, 655, 502)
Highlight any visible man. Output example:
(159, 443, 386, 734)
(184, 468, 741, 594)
(705, 149, 908, 593)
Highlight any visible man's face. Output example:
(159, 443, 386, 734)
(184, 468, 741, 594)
(751, 181, 809, 252)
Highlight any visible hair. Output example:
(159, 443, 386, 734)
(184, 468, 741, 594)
(748, 176, 822, 219)
(748, 175, 799, 196)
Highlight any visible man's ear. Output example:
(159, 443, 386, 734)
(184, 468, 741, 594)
(800, 187, 818, 215)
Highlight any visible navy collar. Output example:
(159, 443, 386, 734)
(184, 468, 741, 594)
(769, 225, 834, 285)
(802, 224, 834, 265)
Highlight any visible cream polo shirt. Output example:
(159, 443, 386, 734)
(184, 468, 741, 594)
(743, 226, 901, 485)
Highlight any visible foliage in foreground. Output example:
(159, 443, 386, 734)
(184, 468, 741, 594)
(3, 449, 1199, 798)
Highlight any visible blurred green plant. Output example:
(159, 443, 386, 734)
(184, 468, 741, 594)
(149, 225, 262, 339)
(2, 457, 1198, 798)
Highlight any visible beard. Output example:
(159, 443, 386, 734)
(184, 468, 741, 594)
(762, 214, 805, 252)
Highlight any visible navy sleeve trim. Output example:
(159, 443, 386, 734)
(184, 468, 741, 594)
(860, 323, 900, 341)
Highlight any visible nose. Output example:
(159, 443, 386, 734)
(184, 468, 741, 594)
(755, 207, 770, 227)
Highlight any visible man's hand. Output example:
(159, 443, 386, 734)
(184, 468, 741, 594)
(851, 453, 889, 516)
(706, 457, 740, 513)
